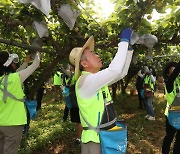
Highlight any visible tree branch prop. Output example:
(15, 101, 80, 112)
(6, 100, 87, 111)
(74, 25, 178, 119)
(152, 54, 180, 59)
(0, 38, 72, 98)
(0, 38, 52, 54)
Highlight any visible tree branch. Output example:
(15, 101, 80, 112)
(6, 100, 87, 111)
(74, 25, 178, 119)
(0, 38, 52, 54)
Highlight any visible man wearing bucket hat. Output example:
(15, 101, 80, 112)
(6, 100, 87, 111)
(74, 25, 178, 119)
(162, 61, 180, 154)
(69, 28, 134, 154)
(0, 52, 40, 154)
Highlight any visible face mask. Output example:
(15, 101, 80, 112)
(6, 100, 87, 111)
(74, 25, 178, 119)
(3, 53, 19, 67)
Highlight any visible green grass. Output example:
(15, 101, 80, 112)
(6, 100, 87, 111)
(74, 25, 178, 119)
(19, 91, 168, 154)
(19, 94, 77, 154)
(114, 92, 167, 154)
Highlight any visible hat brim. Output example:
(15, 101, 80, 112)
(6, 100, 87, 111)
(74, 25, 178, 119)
(74, 36, 94, 80)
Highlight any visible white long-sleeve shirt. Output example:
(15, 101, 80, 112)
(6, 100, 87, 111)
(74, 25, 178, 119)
(150, 74, 156, 83)
(78, 42, 133, 98)
(18, 52, 40, 84)
(16, 61, 29, 72)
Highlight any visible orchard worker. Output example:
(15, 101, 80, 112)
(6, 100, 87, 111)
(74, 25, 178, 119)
(0, 52, 40, 154)
(162, 61, 180, 154)
(136, 69, 145, 109)
(53, 70, 63, 101)
(69, 28, 134, 154)
(143, 66, 156, 121)
(62, 72, 83, 146)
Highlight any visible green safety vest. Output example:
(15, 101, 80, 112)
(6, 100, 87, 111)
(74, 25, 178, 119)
(144, 75, 155, 91)
(53, 71, 63, 85)
(164, 77, 180, 116)
(65, 74, 75, 86)
(0, 73, 27, 126)
(76, 71, 112, 143)
(71, 74, 76, 85)
(65, 77, 70, 85)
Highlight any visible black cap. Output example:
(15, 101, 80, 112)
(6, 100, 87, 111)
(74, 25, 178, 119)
(162, 62, 177, 79)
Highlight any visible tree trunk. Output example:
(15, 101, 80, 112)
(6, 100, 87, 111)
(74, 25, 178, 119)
(112, 83, 117, 100)
(120, 80, 126, 94)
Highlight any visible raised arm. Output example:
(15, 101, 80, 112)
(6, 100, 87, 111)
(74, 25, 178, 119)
(78, 28, 134, 98)
(18, 52, 41, 84)
(16, 55, 32, 72)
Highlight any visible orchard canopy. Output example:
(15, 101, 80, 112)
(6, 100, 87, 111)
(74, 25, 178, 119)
(0, 0, 179, 97)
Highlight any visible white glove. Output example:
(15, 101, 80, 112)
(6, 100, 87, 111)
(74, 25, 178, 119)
(138, 70, 144, 78)
(34, 52, 42, 60)
(144, 66, 150, 73)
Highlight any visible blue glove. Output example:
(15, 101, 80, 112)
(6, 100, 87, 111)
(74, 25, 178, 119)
(120, 28, 133, 43)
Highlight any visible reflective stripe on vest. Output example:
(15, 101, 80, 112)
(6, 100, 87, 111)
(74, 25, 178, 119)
(0, 75, 24, 102)
(164, 77, 180, 116)
(71, 74, 76, 85)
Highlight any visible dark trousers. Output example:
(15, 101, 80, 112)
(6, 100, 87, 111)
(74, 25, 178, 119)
(63, 106, 69, 121)
(137, 89, 145, 109)
(23, 105, 30, 135)
(162, 116, 180, 154)
(0, 126, 24, 154)
(36, 87, 45, 111)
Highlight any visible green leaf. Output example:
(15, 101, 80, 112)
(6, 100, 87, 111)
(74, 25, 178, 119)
(141, 18, 151, 28)
(114, 0, 126, 12)
(0, 0, 13, 5)
(25, 25, 35, 37)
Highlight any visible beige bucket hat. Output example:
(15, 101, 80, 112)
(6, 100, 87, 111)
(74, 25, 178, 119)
(69, 36, 94, 81)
